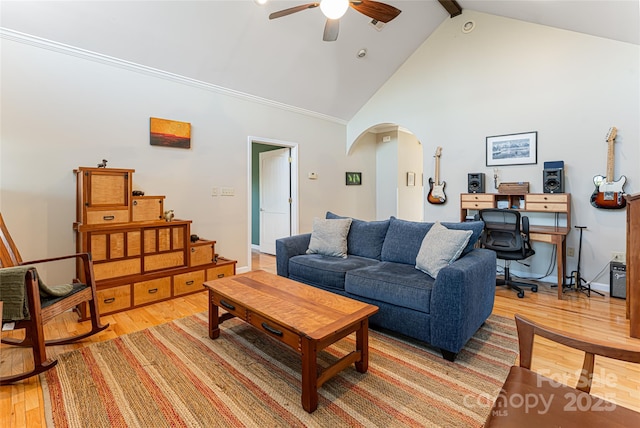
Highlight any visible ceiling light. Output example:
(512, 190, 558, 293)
(254, 0, 268, 5)
(357, 48, 367, 58)
(320, 0, 349, 20)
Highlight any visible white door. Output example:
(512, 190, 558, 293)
(259, 148, 291, 255)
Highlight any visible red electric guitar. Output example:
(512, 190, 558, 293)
(590, 127, 626, 209)
(427, 146, 446, 205)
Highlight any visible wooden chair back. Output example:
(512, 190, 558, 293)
(0, 212, 23, 267)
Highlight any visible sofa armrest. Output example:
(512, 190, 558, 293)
(429, 248, 497, 353)
(275, 233, 311, 277)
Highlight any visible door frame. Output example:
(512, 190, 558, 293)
(247, 136, 299, 271)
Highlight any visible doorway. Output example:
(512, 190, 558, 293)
(248, 137, 299, 267)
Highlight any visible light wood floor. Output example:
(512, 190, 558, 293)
(2, 251, 639, 427)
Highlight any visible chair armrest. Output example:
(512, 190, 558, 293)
(20, 252, 92, 265)
(515, 314, 640, 392)
(275, 234, 311, 277)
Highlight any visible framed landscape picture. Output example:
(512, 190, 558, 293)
(486, 131, 537, 166)
(150, 117, 191, 149)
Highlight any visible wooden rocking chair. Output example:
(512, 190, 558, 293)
(0, 212, 108, 384)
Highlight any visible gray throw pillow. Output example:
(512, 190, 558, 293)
(415, 221, 472, 278)
(306, 217, 353, 258)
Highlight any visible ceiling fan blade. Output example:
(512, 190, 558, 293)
(350, 0, 401, 23)
(269, 3, 319, 20)
(323, 19, 340, 41)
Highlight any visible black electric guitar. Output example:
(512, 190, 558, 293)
(590, 127, 627, 209)
(427, 146, 446, 204)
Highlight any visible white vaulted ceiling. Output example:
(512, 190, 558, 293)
(1, 1, 638, 121)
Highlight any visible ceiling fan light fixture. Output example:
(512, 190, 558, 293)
(320, 0, 349, 20)
(254, 0, 269, 5)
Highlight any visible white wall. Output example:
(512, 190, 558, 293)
(375, 131, 398, 220)
(0, 35, 377, 278)
(397, 131, 423, 221)
(348, 11, 639, 288)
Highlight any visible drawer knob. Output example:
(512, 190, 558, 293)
(261, 322, 283, 337)
(103, 297, 116, 304)
(133, 201, 138, 206)
(186, 280, 194, 285)
(217, 273, 225, 278)
(103, 215, 115, 221)
(148, 288, 158, 294)
(220, 299, 235, 311)
(191, 248, 195, 253)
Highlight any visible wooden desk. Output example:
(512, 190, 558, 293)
(461, 193, 571, 299)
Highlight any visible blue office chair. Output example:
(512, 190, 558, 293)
(479, 209, 538, 298)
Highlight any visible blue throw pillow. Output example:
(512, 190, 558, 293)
(326, 212, 390, 260)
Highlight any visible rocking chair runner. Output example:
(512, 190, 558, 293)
(0, 212, 108, 384)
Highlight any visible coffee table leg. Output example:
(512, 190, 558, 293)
(355, 319, 369, 373)
(209, 289, 220, 339)
(300, 337, 318, 413)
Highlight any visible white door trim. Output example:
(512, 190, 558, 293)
(247, 136, 299, 272)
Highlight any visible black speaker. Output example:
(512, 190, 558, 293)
(610, 262, 626, 299)
(543, 168, 564, 193)
(468, 173, 485, 193)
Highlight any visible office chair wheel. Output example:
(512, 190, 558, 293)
(517, 290, 525, 298)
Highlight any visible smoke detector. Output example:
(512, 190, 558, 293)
(357, 48, 367, 58)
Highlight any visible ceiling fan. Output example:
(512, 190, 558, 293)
(267, 0, 402, 42)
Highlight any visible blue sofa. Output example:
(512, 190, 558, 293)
(276, 214, 496, 361)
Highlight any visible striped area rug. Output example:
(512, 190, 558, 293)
(41, 313, 518, 427)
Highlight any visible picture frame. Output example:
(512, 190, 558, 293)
(486, 131, 537, 166)
(345, 172, 362, 186)
(150, 117, 191, 149)
(407, 172, 416, 186)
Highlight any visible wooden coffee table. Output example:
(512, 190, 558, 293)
(203, 270, 379, 413)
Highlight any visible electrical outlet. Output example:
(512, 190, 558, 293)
(211, 187, 219, 196)
(567, 247, 575, 257)
(611, 252, 625, 262)
(221, 187, 235, 196)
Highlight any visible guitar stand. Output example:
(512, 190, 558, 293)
(566, 226, 604, 297)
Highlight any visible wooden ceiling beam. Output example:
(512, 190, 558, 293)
(438, 0, 463, 18)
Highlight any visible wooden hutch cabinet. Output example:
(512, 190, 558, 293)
(74, 167, 235, 316)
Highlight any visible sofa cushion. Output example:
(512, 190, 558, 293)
(289, 254, 379, 291)
(326, 212, 390, 260)
(381, 217, 484, 265)
(306, 217, 352, 258)
(415, 221, 472, 278)
(345, 262, 435, 314)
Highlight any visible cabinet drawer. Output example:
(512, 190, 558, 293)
(134, 277, 171, 306)
(207, 264, 235, 281)
(97, 285, 131, 314)
(248, 312, 300, 351)
(86, 209, 130, 225)
(174, 270, 205, 296)
(132, 196, 164, 222)
(461, 201, 495, 209)
(525, 202, 568, 212)
(525, 194, 568, 203)
(461, 194, 495, 202)
(212, 294, 247, 320)
(190, 242, 214, 266)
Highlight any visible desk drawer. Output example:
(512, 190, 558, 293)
(526, 202, 568, 212)
(461, 201, 495, 209)
(525, 194, 568, 203)
(461, 194, 495, 202)
(530, 233, 553, 243)
(86, 209, 130, 225)
(212, 294, 247, 320)
(207, 264, 235, 281)
(248, 312, 300, 351)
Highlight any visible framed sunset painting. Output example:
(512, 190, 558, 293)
(150, 117, 191, 149)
